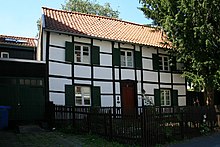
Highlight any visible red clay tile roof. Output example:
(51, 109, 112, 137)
(0, 35, 36, 47)
(43, 7, 169, 48)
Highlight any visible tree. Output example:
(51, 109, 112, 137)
(139, 0, 220, 105)
(62, 0, 119, 18)
(37, 0, 119, 32)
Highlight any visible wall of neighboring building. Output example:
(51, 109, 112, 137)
(43, 31, 186, 107)
(0, 45, 35, 60)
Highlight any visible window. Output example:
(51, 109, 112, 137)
(19, 78, 43, 86)
(1, 52, 9, 58)
(75, 86, 91, 106)
(74, 44, 90, 64)
(121, 50, 133, 67)
(159, 55, 169, 71)
(160, 89, 171, 106)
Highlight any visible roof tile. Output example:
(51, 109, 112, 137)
(0, 35, 36, 47)
(43, 7, 169, 48)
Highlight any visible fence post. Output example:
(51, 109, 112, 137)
(141, 108, 147, 147)
(87, 111, 91, 133)
(46, 102, 55, 130)
(108, 110, 113, 140)
(180, 112, 184, 139)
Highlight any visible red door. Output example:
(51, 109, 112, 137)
(121, 80, 137, 115)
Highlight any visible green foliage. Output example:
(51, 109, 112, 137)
(200, 122, 211, 135)
(37, 0, 119, 31)
(139, 0, 220, 103)
(62, 0, 119, 18)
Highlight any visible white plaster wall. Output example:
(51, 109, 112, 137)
(120, 43, 133, 49)
(93, 40, 112, 53)
(158, 48, 167, 54)
(94, 81, 113, 94)
(138, 95, 142, 106)
(42, 31, 47, 61)
(37, 31, 43, 61)
(137, 82, 142, 94)
(136, 70, 141, 81)
(134, 45, 140, 52)
(49, 47, 65, 62)
(50, 32, 71, 47)
(143, 71, 158, 82)
(100, 54, 112, 66)
(49, 77, 72, 92)
(121, 69, 135, 80)
(94, 67, 112, 80)
(178, 96, 186, 106)
(49, 92, 65, 105)
(115, 82, 120, 94)
(101, 95, 113, 107)
(49, 62, 71, 77)
(74, 65, 91, 78)
(74, 36, 91, 44)
(143, 58, 152, 70)
(143, 83, 158, 94)
(74, 80, 91, 85)
(173, 74, 185, 84)
(114, 43, 119, 49)
(160, 73, 171, 83)
(116, 95, 121, 107)
(114, 69, 119, 80)
(173, 85, 186, 95)
(142, 46, 157, 58)
(160, 85, 172, 89)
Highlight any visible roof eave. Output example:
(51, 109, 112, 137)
(43, 28, 166, 49)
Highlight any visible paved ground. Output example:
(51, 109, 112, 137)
(0, 129, 84, 147)
(1, 126, 220, 147)
(168, 132, 220, 147)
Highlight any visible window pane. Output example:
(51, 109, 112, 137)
(25, 79, 30, 85)
(161, 90, 171, 106)
(83, 46, 89, 56)
(20, 79, 24, 85)
(75, 86, 91, 106)
(3, 54, 9, 58)
(83, 56, 89, 63)
(37, 80, 43, 86)
(75, 45, 81, 62)
(76, 97, 82, 105)
(127, 56, 132, 62)
(127, 52, 132, 56)
(84, 99, 90, 105)
(31, 80, 37, 86)
(121, 56, 126, 66)
(120, 51, 125, 56)
(158, 56, 171, 71)
(75, 86, 81, 93)
(127, 61, 133, 67)
(75, 46, 81, 51)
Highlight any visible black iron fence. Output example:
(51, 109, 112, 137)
(46, 103, 220, 146)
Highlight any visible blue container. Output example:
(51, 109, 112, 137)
(0, 106, 11, 129)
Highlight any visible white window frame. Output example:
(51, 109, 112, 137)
(160, 89, 171, 106)
(74, 44, 90, 64)
(75, 86, 91, 106)
(159, 55, 170, 71)
(1, 52, 9, 58)
(120, 50, 133, 67)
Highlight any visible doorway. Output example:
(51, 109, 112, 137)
(121, 80, 137, 115)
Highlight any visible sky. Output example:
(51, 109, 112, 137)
(0, 0, 152, 38)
